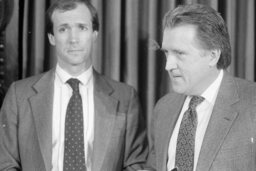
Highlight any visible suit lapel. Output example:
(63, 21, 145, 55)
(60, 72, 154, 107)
(196, 72, 239, 171)
(92, 70, 118, 171)
(157, 93, 186, 171)
(29, 70, 55, 171)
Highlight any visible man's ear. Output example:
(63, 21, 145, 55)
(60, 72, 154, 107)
(209, 49, 221, 67)
(93, 31, 98, 41)
(48, 33, 56, 46)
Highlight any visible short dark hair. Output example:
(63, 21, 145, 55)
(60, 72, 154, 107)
(46, 0, 99, 34)
(162, 4, 231, 69)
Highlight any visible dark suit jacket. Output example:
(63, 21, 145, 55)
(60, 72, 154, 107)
(0, 69, 148, 171)
(147, 72, 256, 171)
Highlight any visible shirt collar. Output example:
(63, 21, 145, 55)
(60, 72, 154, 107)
(55, 64, 93, 86)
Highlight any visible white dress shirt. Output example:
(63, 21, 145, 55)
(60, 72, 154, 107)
(167, 70, 224, 171)
(52, 64, 94, 171)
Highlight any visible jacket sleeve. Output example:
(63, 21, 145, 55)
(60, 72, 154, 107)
(144, 103, 157, 171)
(123, 88, 148, 171)
(0, 82, 21, 170)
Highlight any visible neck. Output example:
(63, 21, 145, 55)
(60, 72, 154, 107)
(58, 63, 91, 77)
(190, 69, 221, 96)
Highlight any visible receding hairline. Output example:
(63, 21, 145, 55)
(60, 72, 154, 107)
(50, 2, 91, 18)
(50, 2, 95, 29)
(163, 23, 211, 51)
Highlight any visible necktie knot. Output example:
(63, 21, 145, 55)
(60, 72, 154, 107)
(67, 78, 80, 93)
(189, 96, 204, 110)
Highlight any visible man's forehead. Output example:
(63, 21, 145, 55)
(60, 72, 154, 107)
(51, 5, 92, 25)
(51, 3, 91, 21)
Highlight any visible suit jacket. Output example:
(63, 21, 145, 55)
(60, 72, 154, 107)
(147, 71, 256, 171)
(0, 68, 148, 171)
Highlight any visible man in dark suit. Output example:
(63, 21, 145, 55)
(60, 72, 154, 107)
(0, 0, 147, 170)
(146, 4, 256, 171)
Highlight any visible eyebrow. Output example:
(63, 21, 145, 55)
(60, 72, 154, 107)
(57, 23, 69, 28)
(57, 23, 89, 27)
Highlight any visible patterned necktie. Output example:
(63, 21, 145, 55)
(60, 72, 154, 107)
(63, 78, 86, 171)
(175, 96, 204, 171)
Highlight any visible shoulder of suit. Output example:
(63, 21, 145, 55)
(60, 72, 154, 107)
(6, 71, 52, 99)
(13, 71, 49, 88)
(233, 76, 256, 102)
(95, 72, 136, 94)
(154, 91, 181, 109)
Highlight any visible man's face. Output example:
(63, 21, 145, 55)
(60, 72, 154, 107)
(162, 24, 217, 95)
(48, 3, 97, 71)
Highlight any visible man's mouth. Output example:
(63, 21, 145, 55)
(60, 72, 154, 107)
(68, 49, 82, 52)
(67, 49, 83, 54)
(170, 72, 182, 78)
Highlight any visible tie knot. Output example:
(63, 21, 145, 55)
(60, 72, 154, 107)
(189, 96, 204, 110)
(67, 78, 80, 93)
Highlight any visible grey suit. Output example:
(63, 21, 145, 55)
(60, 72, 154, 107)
(147, 72, 256, 171)
(0, 69, 148, 171)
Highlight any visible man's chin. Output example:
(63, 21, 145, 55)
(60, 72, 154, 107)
(67, 59, 85, 66)
(171, 84, 186, 94)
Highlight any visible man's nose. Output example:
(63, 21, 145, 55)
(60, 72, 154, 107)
(69, 29, 79, 44)
(165, 54, 177, 71)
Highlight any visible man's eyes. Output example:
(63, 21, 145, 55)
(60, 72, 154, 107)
(58, 27, 67, 33)
(58, 26, 88, 32)
(174, 50, 185, 56)
(79, 25, 88, 31)
(161, 49, 185, 56)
